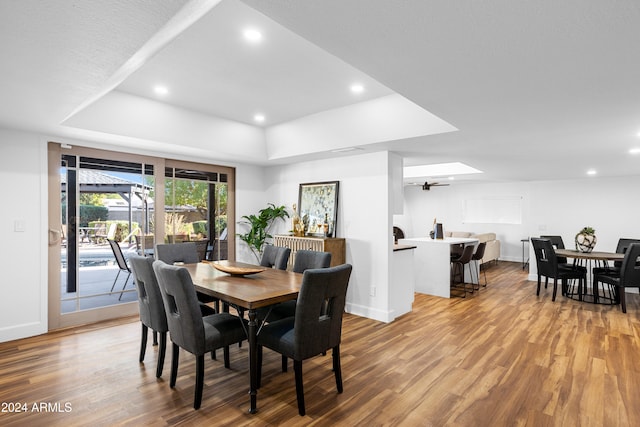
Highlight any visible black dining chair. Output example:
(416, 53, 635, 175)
(257, 264, 352, 416)
(540, 235, 573, 267)
(152, 261, 247, 410)
(531, 238, 586, 301)
(593, 243, 640, 313)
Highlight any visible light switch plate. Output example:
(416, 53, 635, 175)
(14, 220, 25, 232)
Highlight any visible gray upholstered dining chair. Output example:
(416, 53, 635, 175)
(130, 255, 217, 378)
(152, 260, 247, 410)
(292, 250, 332, 274)
(260, 250, 332, 324)
(260, 244, 291, 270)
(593, 243, 640, 313)
(257, 264, 352, 416)
(156, 242, 219, 312)
(156, 242, 199, 264)
(129, 255, 168, 378)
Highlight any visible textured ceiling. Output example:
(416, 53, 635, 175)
(1, 0, 640, 183)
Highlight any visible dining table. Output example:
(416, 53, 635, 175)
(555, 249, 624, 303)
(184, 260, 303, 414)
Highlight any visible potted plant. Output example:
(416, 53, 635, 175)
(238, 203, 289, 262)
(575, 226, 597, 253)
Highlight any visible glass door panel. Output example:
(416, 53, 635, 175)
(61, 155, 154, 313)
(164, 168, 228, 261)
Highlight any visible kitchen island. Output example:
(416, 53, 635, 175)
(399, 236, 478, 298)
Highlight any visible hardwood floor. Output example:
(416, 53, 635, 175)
(2, 261, 640, 426)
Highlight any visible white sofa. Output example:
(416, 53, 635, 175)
(445, 231, 500, 265)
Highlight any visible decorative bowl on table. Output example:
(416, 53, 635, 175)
(211, 263, 266, 277)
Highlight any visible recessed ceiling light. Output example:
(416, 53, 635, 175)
(587, 169, 597, 176)
(243, 28, 262, 42)
(350, 84, 364, 94)
(154, 86, 168, 96)
(254, 114, 265, 123)
(629, 148, 640, 154)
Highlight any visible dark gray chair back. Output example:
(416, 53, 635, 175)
(260, 245, 291, 270)
(614, 238, 640, 267)
(540, 235, 567, 264)
(130, 255, 167, 333)
(531, 238, 558, 277)
(620, 243, 640, 287)
(293, 250, 331, 273)
(472, 242, 486, 261)
(153, 260, 206, 355)
(156, 242, 199, 264)
(293, 264, 352, 359)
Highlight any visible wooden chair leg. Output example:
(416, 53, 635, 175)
(152, 330, 158, 346)
(194, 355, 204, 410)
(282, 355, 288, 372)
(156, 332, 167, 378)
(139, 324, 148, 363)
(294, 360, 305, 416)
(552, 278, 558, 301)
(333, 345, 343, 393)
(170, 344, 179, 388)
(536, 274, 541, 296)
(620, 288, 627, 313)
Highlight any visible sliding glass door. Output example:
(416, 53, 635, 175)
(48, 144, 234, 329)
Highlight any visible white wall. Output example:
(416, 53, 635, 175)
(0, 130, 48, 341)
(399, 176, 640, 279)
(0, 128, 267, 343)
(266, 151, 394, 322)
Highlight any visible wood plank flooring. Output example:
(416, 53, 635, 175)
(1, 261, 640, 426)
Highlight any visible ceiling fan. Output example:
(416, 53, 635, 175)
(405, 180, 451, 190)
(402, 181, 450, 191)
(421, 181, 449, 190)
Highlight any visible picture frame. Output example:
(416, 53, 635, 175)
(298, 181, 339, 237)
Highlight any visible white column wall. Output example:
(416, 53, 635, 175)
(0, 130, 48, 341)
(266, 151, 393, 322)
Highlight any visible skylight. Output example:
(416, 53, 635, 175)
(403, 162, 483, 179)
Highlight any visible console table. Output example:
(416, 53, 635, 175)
(273, 235, 346, 269)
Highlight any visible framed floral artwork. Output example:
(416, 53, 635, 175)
(298, 181, 339, 237)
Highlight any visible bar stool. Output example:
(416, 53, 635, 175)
(471, 242, 487, 289)
(450, 245, 475, 297)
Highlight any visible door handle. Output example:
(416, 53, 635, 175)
(49, 228, 61, 246)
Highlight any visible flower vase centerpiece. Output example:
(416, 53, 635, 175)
(575, 226, 597, 253)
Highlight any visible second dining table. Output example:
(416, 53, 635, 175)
(184, 260, 303, 414)
(555, 248, 624, 303)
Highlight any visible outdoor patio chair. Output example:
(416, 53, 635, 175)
(107, 239, 133, 300)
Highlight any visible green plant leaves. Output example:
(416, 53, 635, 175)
(237, 203, 290, 262)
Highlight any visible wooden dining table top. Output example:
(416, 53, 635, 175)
(184, 260, 304, 310)
(555, 248, 624, 261)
